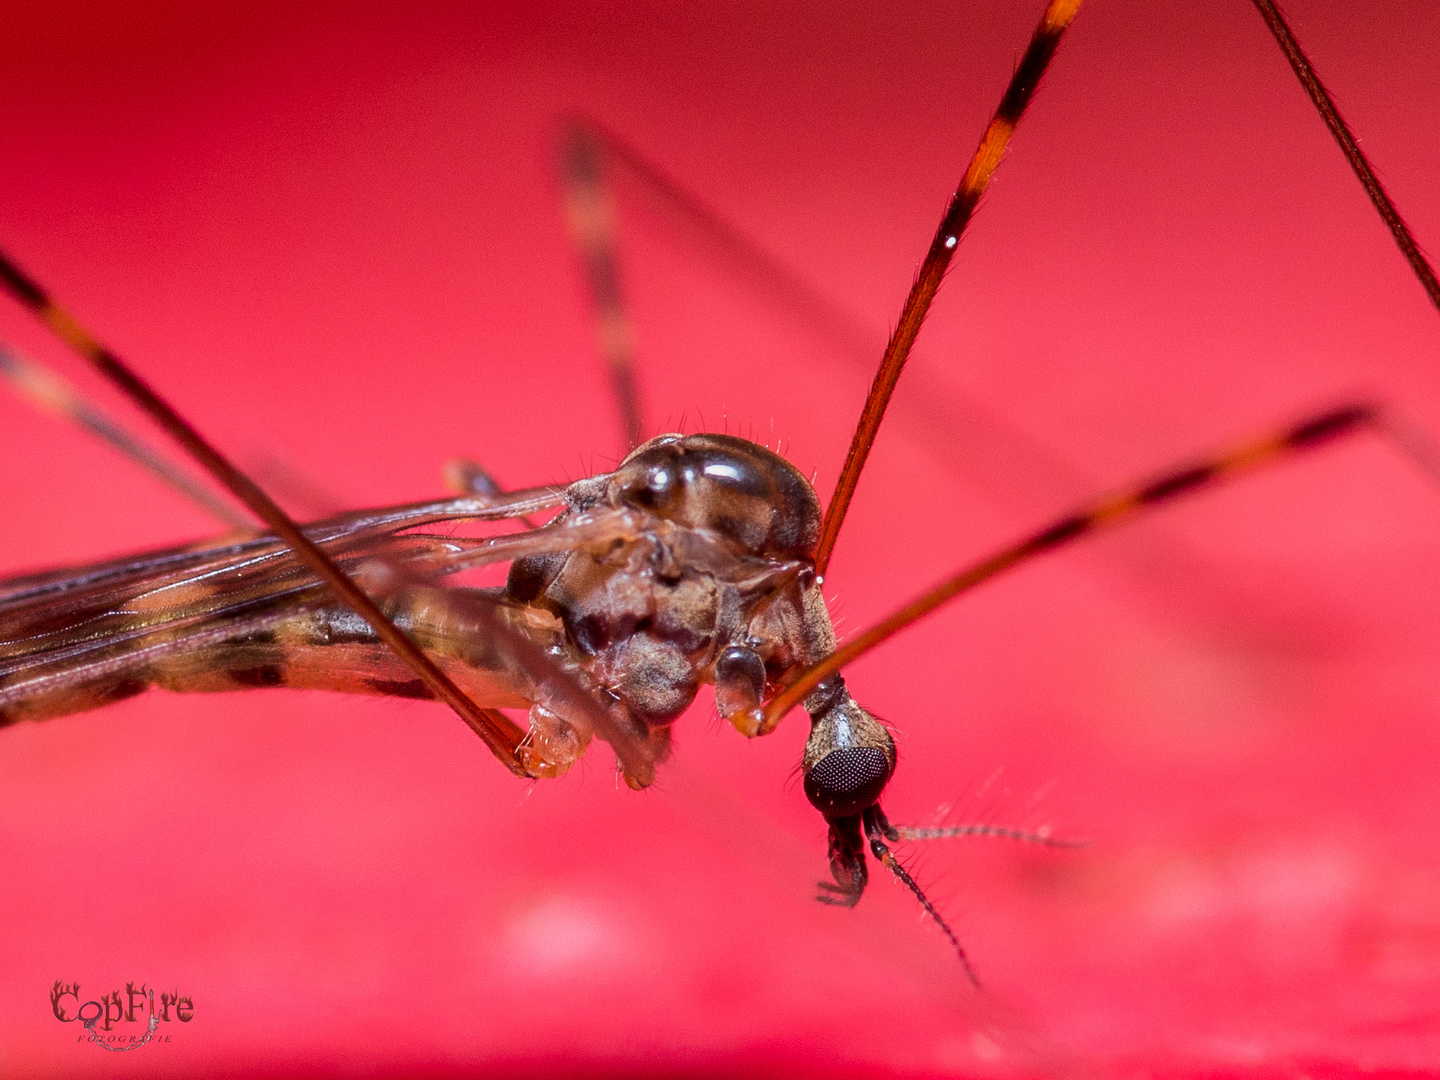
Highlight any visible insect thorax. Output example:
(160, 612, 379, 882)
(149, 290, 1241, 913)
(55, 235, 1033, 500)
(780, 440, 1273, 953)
(505, 433, 835, 730)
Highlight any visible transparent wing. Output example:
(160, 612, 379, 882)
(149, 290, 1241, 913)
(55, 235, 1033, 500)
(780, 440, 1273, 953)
(0, 488, 646, 706)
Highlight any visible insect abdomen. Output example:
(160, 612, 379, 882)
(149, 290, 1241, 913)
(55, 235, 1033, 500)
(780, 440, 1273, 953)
(0, 601, 540, 726)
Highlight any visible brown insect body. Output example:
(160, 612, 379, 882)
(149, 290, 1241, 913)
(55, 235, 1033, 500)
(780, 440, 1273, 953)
(506, 431, 898, 882)
(1, 0, 1433, 1012)
(0, 430, 897, 902)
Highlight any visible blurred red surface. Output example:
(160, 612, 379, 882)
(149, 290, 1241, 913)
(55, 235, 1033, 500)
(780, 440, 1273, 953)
(2, 1, 1439, 1076)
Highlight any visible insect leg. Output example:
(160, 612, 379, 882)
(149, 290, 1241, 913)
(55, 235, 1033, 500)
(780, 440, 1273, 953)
(357, 570, 658, 786)
(767, 401, 1407, 724)
(0, 342, 251, 529)
(1251, 0, 1440, 317)
(815, 0, 1085, 577)
(0, 250, 534, 777)
(558, 118, 646, 453)
(575, 118, 1294, 641)
(441, 458, 539, 531)
(443, 457, 505, 499)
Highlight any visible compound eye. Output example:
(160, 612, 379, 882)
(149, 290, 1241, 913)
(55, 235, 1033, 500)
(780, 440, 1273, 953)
(803, 746, 894, 819)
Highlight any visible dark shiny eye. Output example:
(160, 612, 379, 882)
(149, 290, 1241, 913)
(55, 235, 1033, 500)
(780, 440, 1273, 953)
(803, 746, 893, 819)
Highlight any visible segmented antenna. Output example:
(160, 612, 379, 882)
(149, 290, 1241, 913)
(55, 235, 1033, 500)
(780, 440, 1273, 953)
(893, 823, 1085, 848)
(864, 807, 979, 987)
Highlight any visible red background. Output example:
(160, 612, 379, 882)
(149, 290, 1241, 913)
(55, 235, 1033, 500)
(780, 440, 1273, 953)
(2, 1, 1439, 1076)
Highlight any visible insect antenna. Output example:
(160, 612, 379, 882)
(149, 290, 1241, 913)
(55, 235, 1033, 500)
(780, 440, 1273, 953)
(1251, 0, 1440, 317)
(767, 401, 1403, 725)
(892, 823, 1086, 849)
(813, 0, 1084, 578)
(864, 806, 980, 988)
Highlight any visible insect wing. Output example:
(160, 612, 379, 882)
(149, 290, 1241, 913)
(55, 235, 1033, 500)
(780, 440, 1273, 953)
(0, 489, 649, 714)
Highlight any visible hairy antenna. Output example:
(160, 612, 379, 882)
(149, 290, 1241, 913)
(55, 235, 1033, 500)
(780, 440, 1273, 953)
(893, 822, 1086, 848)
(865, 806, 979, 988)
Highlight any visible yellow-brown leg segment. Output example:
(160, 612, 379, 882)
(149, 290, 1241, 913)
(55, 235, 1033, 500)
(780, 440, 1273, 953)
(814, 0, 1086, 577)
(0, 249, 546, 779)
(559, 120, 646, 453)
(769, 402, 1386, 726)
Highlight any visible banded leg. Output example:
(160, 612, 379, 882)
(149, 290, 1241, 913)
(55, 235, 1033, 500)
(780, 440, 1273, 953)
(1251, 0, 1440, 318)
(565, 118, 1291, 641)
(0, 342, 250, 529)
(766, 402, 1400, 724)
(558, 121, 646, 453)
(815, 0, 1085, 577)
(0, 250, 652, 780)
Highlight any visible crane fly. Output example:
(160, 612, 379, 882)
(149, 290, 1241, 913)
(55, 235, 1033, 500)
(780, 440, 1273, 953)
(2, 0, 1438, 1071)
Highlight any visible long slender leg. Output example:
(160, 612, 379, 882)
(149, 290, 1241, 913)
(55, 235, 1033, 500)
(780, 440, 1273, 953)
(570, 117, 1294, 641)
(568, 115, 878, 365)
(0, 250, 557, 778)
(558, 121, 646, 453)
(1251, 0, 1440, 318)
(766, 402, 1394, 725)
(0, 342, 251, 529)
(814, 0, 1085, 577)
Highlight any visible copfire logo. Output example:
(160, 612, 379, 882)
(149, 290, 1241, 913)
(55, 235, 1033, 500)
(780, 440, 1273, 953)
(51, 979, 193, 1051)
